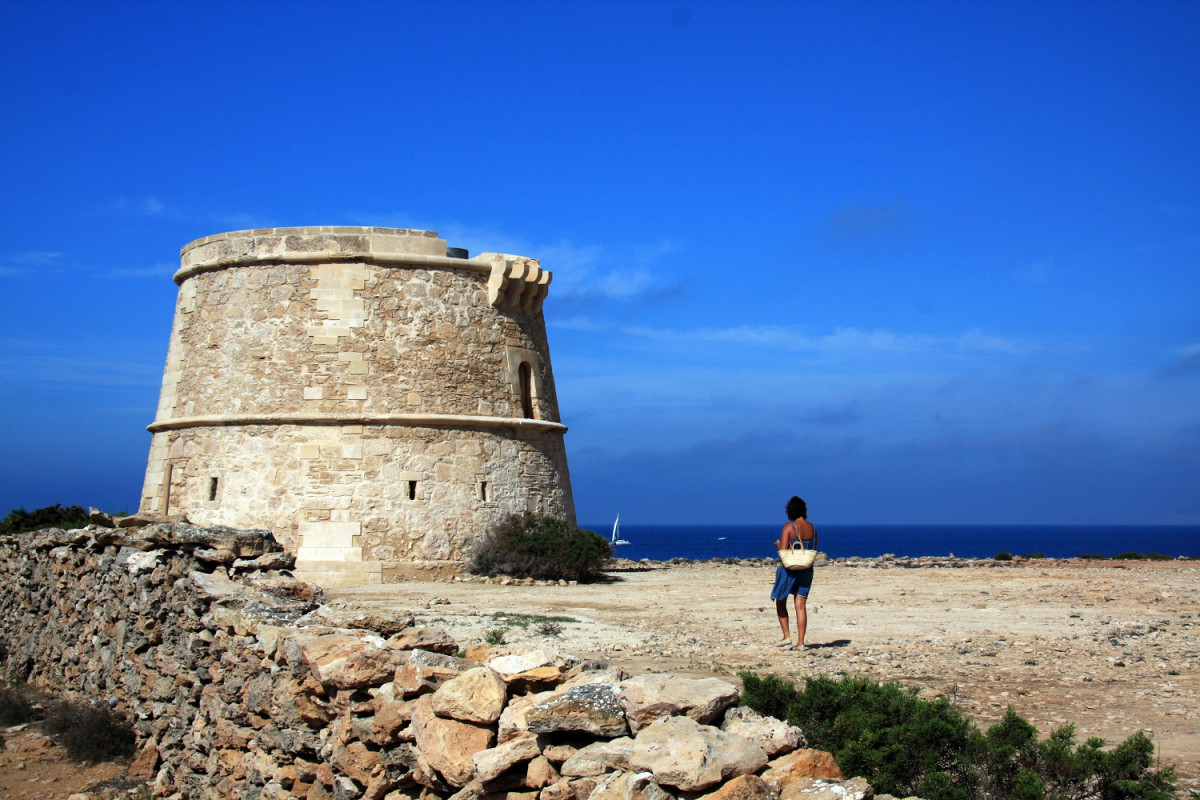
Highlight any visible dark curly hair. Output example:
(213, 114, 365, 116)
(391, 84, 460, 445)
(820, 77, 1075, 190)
(786, 496, 807, 521)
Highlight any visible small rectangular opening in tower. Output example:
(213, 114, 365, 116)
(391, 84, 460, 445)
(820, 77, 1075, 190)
(208, 477, 219, 502)
(408, 480, 417, 501)
(479, 481, 488, 502)
(164, 463, 174, 515)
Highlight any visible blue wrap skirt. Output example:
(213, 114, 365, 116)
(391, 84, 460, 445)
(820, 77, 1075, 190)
(770, 564, 813, 599)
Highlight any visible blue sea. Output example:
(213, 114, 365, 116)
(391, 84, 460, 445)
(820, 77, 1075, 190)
(584, 523, 1200, 561)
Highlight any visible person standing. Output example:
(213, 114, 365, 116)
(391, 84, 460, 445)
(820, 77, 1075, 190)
(771, 496, 816, 649)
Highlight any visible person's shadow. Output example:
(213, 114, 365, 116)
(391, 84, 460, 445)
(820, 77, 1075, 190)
(804, 639, 851, 649)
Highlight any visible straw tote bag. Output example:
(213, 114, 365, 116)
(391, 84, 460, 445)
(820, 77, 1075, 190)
(778, 522, 819, 570)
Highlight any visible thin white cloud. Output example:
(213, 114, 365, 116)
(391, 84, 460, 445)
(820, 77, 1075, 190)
(12, 251, 64, 265)
(608, 323, 1037, 357)
(0, 338, 162, 388)
(352, 216, 682, 305)
(955, 329, 1033, 355)
(554, 315, 608, 333)
(548, 238, 681, 304)
(105, 197, 271, 231)
(111, 196, 183, 219)
(108, 262, 177, 279)
(0, 251, 74, 277)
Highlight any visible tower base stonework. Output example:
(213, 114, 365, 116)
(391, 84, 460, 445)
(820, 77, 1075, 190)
(140, 227, 575, 586)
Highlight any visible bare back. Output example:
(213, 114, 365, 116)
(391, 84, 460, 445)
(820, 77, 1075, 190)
(775, 518, 814, 550)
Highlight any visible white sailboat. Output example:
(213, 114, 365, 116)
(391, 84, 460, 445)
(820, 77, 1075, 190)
(610, 514, 630, 546)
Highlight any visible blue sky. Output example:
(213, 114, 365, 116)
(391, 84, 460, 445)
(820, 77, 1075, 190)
(1, 1, 1197, 526)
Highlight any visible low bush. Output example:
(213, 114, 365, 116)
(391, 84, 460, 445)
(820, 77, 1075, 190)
(535, 620, 563, 636)
(1021, 552, 1047, 559)
(467, 513, 612, 582)
(0, 684, 37, 725)
(1103, 552, 1175, 561)
(994, 552, 1014, 561)
(739, 672, 1176, 800)
(1, 504, 91, 534)
(43, 699, 135, 762)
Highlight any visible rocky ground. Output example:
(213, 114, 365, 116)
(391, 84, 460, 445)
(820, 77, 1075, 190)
(333, 557, 1199, 792)
(3, 557, 1195, 798)
(0, 722, 130, 799)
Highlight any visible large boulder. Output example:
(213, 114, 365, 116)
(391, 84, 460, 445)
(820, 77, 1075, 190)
(525, 755, 560, 790)
(387, 624, 458, 654)
(487, 649, 559, 677)
(472, 732, 543, 785)
(587, 770, 676, 800)
(761, 749, 845, 792)
(780, 777, 873, 800)
(487, 648, 575, 692)
(628, 715, 768, 792)
(301, 601, 414, 636)
(369, 682, 415, 744)
(288, 632, 406, 689)
(526, 683, 629, 738)
(720, 706, 806, 757)
(432, 666, 509, 724)
(698, 774, 779, 800)
(134, 522, 281, 558)
(559, 737, 635, 777)
(410, 696, 496, 788)
(619, 674, 741, 733)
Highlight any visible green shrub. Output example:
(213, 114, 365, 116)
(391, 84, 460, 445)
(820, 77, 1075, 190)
(1021, 552, 1047, 559)
(979, 707, 1040, 799)
(468, 513, 612, 582)
(43, 699, 135, 762)
(739, 672, 801, 724)
(994, 552, 1014, 561)
(0, 504, 91, 534)
(739, 673, 1177, 800)
(1036, 726, 1174, 800)
(1112, 552, 1174, 561)
(483, 627, 508, 645)
(784, 674, 978, 800)
(1078, 553, 1109, 560)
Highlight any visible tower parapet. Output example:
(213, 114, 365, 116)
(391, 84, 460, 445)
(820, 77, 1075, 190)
(140, 227, 576, 585)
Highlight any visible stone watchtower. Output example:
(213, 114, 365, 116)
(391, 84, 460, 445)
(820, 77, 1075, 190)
(139, 227, 575, 585)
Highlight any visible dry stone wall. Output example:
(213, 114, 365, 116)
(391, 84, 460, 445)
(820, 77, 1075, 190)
(0, 523, 874, 800)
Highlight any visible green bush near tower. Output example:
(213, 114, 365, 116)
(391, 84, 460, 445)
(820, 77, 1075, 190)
(468, 512, 612, 582)
(0, 504, 91, 534)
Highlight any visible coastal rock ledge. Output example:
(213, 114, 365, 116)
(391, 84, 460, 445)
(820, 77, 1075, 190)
(0, 524, 880, 800)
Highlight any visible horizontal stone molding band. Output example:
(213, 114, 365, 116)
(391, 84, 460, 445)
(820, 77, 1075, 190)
(147, 412, 569, 434)
(174, 250, 494, 285)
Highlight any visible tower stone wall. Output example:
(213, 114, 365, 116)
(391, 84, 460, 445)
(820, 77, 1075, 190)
(140, 227, 576, 585)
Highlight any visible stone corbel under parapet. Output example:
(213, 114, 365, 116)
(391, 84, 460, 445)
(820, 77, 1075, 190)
(484, 253, 552, 313)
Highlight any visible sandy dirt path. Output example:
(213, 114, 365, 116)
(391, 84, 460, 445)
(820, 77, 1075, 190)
(331, 559, 1200, 790)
